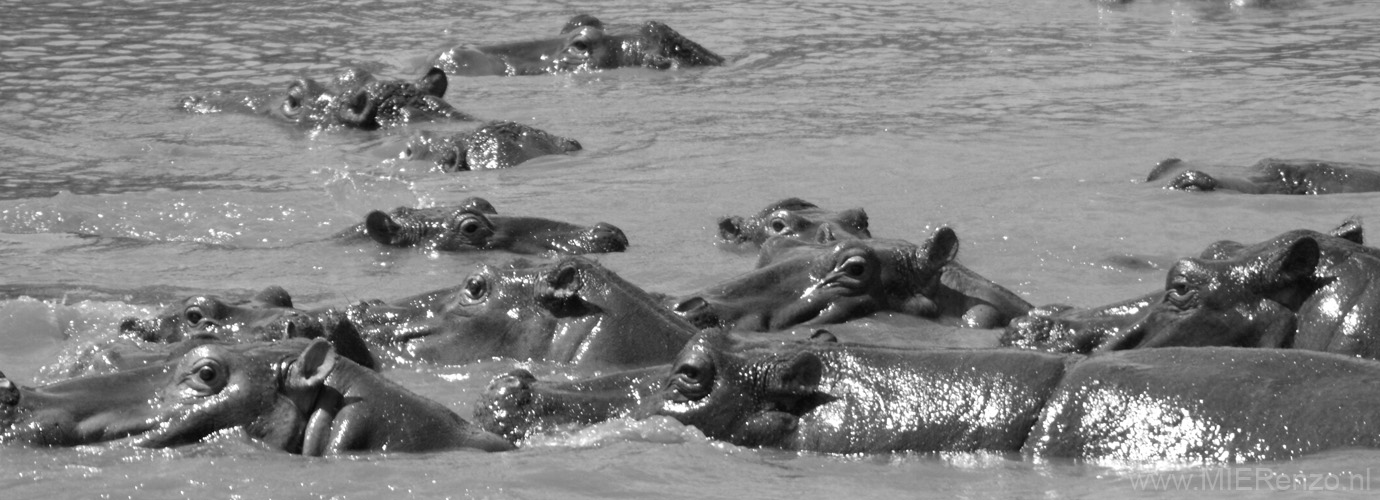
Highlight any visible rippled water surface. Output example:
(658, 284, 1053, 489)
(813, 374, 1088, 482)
(3, 0, 1380, 498)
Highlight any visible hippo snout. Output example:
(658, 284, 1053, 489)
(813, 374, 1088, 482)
(475, 369, 539, 441)
(587, 222, 629, 252)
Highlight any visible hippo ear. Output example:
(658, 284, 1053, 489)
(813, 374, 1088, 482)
(767, 352, 824, 397)
(762, 198, 818, 214)
(919, 226, 960, 269)
(1145, 158, 1186, 182)
(1256, 237, 1320, 295)
(419, 68, 447, 98)
(254, 286, 293, 308)
(287, 338, 337, 391)
(836, 208, 871, 238)
(538, 260, 588, 314)
(1331, 216, 1363, 245)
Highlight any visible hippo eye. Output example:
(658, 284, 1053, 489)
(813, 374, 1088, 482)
(838, 256, 869, 278)
(570, 40, 590, 53)
(184, 359, 228, 395)
(1165, 279, 1198, 309)
(459, 218, 484, 236)
(461, 275, 488, 304)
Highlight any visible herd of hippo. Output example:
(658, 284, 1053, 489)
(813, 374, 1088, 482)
(8, 14, 1380, 465)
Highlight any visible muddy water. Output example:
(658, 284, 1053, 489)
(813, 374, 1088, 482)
(1, 0, 1379, 498)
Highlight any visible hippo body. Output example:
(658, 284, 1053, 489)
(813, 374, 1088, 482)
(401, 122, 582, 171)
(337, 197, 627, 255)
(717, 198, 871, 247)
(178, 67, 473, 131)
(0, 338, 512, 454)
(346, 256, 697, 368)
(1149, 158, 1380, 194)
(672, 228, 1032, 331)
(434, 15, 724, 77)
(1003, 224, 1380, 358)
(1028, 347, 1380, 462)
(114, 286, 376, 371)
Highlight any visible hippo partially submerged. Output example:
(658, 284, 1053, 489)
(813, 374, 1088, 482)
(346, 256, 697, 367)
(1003, 221, 1380, 358)
(0, 338, 512, 454)
(115, 286, 376, 371)
(716, 198, 871, 247)
(433, 14, 724, 76)
(485, 331, 1380, 462)
(1148, 158, 1380, 194)
(337, 197, 628, 255)
(671, 228, 1032, 331)
(178, 67, 473, 131)
(400, 122, 582, 171)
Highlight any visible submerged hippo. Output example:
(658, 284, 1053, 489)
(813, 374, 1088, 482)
(337, 197, 628, 254)
(648, 332, 1380, 461)
(716, 198, 871, 247)
(671, 227, 1032, 331)
(346, 256, 698, 367)
(1148, 158, 1380, 194)
(1003, 221, 1380, 358)
(433, 14, 724, 76)
(400, 122, 582, 171)
(178, 67, 474, 131)
(115, 286, 376, 371)
(0, 338, 513, 454)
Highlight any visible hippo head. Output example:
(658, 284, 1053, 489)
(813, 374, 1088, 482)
(120, 286, 321, 343)
(0, 339, 330, 449)
(642, 331, 830, 448)
(274, 67, 469, 130)
(117, 287, 376, 370)
(1098, 237, 1319, 351)
(352, 256, 694, 367)
(402, 122, 582, 171)
(717, 198, 871, 247)
(362, 204, 626, 255)
(673, 228, 958, 331)
(553, 16, 617, 72)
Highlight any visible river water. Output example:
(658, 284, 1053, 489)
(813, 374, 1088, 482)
(2, 0, 1379, 498)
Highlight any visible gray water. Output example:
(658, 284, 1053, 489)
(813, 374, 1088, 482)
(2, 0, 1380, 497)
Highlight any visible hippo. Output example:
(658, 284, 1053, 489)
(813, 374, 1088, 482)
(433, 14, 724, 77)
(0, 338, 513, 454)
(336, 197, 628, 255)
(1148, 158, 1380, 194)
(473, 330, 838, 442)
(646, 332, 1380, 461)
(671, 227, 1032, 331)
(716, 198, 871, 247)
(345, 256, 698, 368)
(115, 286, 376, 371)
(1028, 347, 1380, 462)
(399, 122, 582, 171)
(1003, 221, 1380, 358)
(178, 67, 474, 131)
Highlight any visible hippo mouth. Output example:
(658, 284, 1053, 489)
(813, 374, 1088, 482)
(0, 365, 174, 447)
